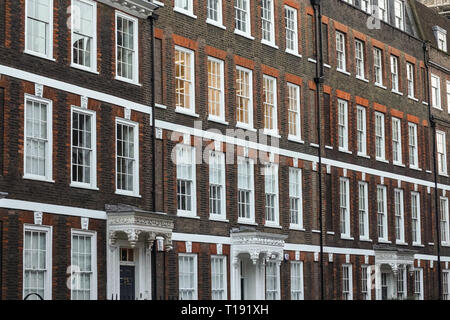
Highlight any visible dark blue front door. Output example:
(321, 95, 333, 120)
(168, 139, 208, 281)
(120, 266, 135, 300)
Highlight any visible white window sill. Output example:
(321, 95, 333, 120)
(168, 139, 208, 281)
(264, 223, 282, 229)
(432, 105, 443, 111)
(375, 83, 387, 90)
(323, 63, 331, 69)
(413, 243, 425, 248)
(340, 235, 354, 240)
(285, 50, 302, 58)
(173, 7, 197, 19)
(396, 241, 408, 246)
(392, 89, 403, 96)
(234, 29, 255, 40)
(393, 162, 405, 167)
(153, 0, 164, 6)
(24, 49, 56, 61)
(339, 148, 352, 154)
(337, 69, 351, 76)
(408, 96, 419, 102)
(312, 230, 321, 234)
(237, 219, 257, 226)
(209, 216, 229, 223)
(175, 107, 200, 118)
(177, 212, 200, 219)
(236, 122, 256, 132)
(376, 157, 389, 163)
(70, 182, 99, 191)
(310, 143, 319, 148)
(378, 239, 392, 244)
(290, 225, 305, 231)
(308, 58, 318, 64)
(208, 116, 229, 125)
(261, 40, 279, 49)
(438, 173, 449, 177)
(325, 145, 333, 150)
(70, 63, 99, 74)
(428, 242, 435, 246)
(357, 152, 370, 159)
(356, 75, 369, 83)
(409, 166, 422, 171)
(288, 135, 304, 144)
(426, 170, 432, 174)
(263, 130, 281, 138)
(115, 76, 141, 86)
(422, 101, 429, 106)
(23, 175, 55, 183)
(441, 243, 450, 247)
(206, 19, 226, 30)
(360, 238, 372, 242)
(115, 190, 141, 198)
(155, 103, 168, 110)
(326, 231, 335, 235)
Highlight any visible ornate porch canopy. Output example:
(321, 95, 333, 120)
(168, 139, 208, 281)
(374, 245, 417, 274)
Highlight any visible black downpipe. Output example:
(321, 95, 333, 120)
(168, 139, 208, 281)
(423, 41, 442, 300)
(148, 12, 160, 301)
(311, 0, 325, 300)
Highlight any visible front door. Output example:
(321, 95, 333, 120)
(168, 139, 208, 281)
(120, 266, 135, 300)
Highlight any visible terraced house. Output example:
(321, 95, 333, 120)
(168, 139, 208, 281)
(0, 0, 449, 300)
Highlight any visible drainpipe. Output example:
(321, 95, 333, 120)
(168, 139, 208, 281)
(148, 11, 160, 301)
(423, 41, 442, 300)
(311, 0, 325, 300)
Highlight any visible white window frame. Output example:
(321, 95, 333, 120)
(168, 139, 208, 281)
(261, 0, 276, 47)
(447, 80, 450, 113)
(437, 130, 448, 176)
(431, 74, 442, 110)
(264, 163, 279, 227)
(359, 182, 370, 240)
(355, 40, 365, 79)
(207, 57, 225, 123)
(444, 270, 450, 300)
(411, 191, 421, 246)
(263, 75, 278, 136)
(392, 117, 403, 165)
(377, 0, 388, 22)
(24, 94, 53, 182)
(176, 144, 197, 217)
(375, 112, 386, 161)
(178, 253, 198, 300)
(236, 66, 254, 129)
(25, 0, 54, 60)
(407, 62, 415, 99)
(342, 264, 353, 300)
(206, 0, 224, 28)
(211, 255, 227, 300)
(390, 55, 399, 93)
(357, 105, 367, 156)
(265, 261, 280, 300)
(394, 0, 404, 31)
(237, 156, 255, 224)
(361, 0, 371, 14)
(23, 224, 53, 300)
(340, 178, 351, 239)
(414, 268, 424, 300)
(338, 99, 349, 152)
(175, 46, 196, 115)
(234, 0, 252, 38)
(115, 118, 140, 197)
(377, 185, 388, 242)
(70, 106, 97, 190)
(408, 122, 418, 169)
(70, 0, 97, 73)
(361, 265, 371, 300)
(70, 229, 97, 300)
(441, 197, 450, 246)
(336, 31, 347, 72)
(434, 26, 448, 53)
(174, 0, 196, 18)
(394, 189, 405, 244)
(285, 6, 299, 56)
(396, 266, 407, 299)
(289, 167, 303, 230)
(209, 151, 226, 221)
(374, 48, 383, 87)
(115, 11, 139, 84)
(290, 261, 304, 300)
(287, 82, 302, 141)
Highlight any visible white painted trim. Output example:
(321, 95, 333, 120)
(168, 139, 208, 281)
(0, 64, 153, 115)
(0, 198, 107, 220)
(25, 0, 54, 60)
(115, 11, 139, 84)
